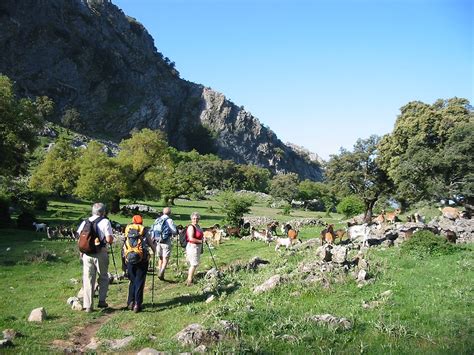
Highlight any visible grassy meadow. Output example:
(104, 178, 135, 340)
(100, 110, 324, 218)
(0, 197, 473, 353)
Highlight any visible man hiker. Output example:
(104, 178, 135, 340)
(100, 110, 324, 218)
(77, 202, 114, 312)
(151, 207, 177, 280)
(123, 215, 156, 312)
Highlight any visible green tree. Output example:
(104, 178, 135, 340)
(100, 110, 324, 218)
(326, 135, 390, 222)
(217, 191, 255, 226)
(75, 141, 126, 209)
(378, 98, 473, 206)
(336, 195, 365, 218)
(0, 75, 53, 176)
(269, 173, 299, 203)
(116, 128, 171, 203)
(61, 108, 84, 131)
(29, 135, 79, 196)
(298, 180, 336, 212)
(237, 164, 271, 192)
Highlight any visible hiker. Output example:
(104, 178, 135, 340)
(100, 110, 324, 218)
(123, 215, 156, 312)
(77, 202, 114, 313)
(151, 207, 177, 281)
(185, 211, 204, 286)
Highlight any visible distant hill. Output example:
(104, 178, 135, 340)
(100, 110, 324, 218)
(0, 0, 323, 180)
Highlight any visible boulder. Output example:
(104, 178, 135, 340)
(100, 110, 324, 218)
(316, 245, 332, 262)
(137, 348, 162, 355)
(108, 335, 134, 350)
(175, 324, 222, 347)
(331, 245, 348, 263)
(28, 307, 46, 322)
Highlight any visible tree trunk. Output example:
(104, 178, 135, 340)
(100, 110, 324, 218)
(363, 199, 377, 224)
(110, 196, 120, 213)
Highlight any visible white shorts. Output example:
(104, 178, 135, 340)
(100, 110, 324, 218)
(186, 243, 202, 267)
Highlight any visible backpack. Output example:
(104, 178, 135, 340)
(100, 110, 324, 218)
(152, 216, 172, 243)
(78, 217, 104, 254)
(179, 226, 190, 248)
(123, 224, 147, 265)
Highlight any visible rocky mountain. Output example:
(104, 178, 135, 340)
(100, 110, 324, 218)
(0, 0, 323, 180)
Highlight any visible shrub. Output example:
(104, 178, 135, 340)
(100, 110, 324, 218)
(401, 230, 456, 258)
(218, 191, 255, 227)
(336, 195, 364, 217)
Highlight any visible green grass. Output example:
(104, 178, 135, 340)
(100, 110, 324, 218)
(0, 198, 472, 353)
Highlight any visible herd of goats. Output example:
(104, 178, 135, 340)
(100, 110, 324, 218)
(31, 205, 471, 251)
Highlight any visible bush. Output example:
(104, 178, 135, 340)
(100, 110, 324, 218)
(337, 195, 364, 218)
(218, 191, 255, 227)
(401, 230, 456, 258)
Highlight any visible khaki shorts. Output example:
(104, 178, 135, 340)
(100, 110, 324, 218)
(156, 238, 172, 258)
(186, 243, 202, 267)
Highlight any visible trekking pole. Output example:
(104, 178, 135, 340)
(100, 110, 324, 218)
(176, 235, 179, 270)
(204, 240, 221, 296)
(205, 240, 218, 271)
(109, 243, 119, 278)
(151, 249, 155, 307)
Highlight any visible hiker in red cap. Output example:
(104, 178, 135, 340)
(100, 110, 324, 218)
(122, 215, 155, 312)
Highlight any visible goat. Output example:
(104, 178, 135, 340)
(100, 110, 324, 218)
(267, 221, 279, 236)
(373, 210, 385, 227)
(250, 228, 273, 243)
(320, 224, 336, 245)
(348, 224, 370, 246)
(33, 222, 47, 232)
(445, 230, 457, 243)
(274, 237, 302, 251)
(203, 228, 225, 246)
(385, 209, 401, 224)
(287, 228, 299, 240)
(335, 228, 346, 241)
(439, 207, 460, 220)
(225, 226, 241, 238)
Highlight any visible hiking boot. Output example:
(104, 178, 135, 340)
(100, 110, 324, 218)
(97, 302, 108, 308)
(133, 305, 141, 313)
(127, 303, 134, 310)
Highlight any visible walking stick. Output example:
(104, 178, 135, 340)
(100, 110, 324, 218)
(176, 234, 179, 270)
(205, 240, 219, 271)
(151, 250, 155, 307)
(109, 243, 119, 278)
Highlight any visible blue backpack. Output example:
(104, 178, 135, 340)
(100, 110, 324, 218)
(152, 216, 172, 243)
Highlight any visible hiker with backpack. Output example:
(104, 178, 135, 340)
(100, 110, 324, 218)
(123, 215, 156, 313)
(77, 203, 114, 313)
(185, 211, 204, 286)
(150, 207, 177, 281)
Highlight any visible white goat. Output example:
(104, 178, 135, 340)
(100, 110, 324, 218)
(33, 222, 47, 232)
(250, 228, 273, 244)
(274, 237, 301, 251)
(348, 224, 370, 247)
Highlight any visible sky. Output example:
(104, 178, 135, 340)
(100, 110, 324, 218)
(113, 0, 472, 160)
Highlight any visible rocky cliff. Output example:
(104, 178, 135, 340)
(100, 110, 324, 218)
(0, 0, 323, 180)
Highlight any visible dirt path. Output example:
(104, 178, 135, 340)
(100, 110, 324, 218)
(52, 310, 116, 352)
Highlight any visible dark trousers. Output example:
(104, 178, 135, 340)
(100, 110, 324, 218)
(127, 261, 147, 307)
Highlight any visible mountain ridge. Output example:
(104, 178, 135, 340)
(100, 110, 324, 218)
(0, 0, 323, 180)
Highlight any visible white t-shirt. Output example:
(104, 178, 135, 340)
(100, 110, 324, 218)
(77, 215, 113, 243)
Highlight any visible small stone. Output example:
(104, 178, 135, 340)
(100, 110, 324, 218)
(108, 335, 134, 350)
(6, 247, 11, 251)
(137, 348, 161, 355)
(2, 329, 20, 340)
(69, 278, 79, 285)
(357, 269, 368, 282)
(253, 275, 282, 294)
(205, 295, 215, 303)
(380, 290, 392, 298)
(71, 300, 83, 311)
(193, 344, 207, 353)
(84, 337, 100, 350)
(28, 307, 47, 322)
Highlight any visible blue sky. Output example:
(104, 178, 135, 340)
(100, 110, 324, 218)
(113, 0, 472, 160)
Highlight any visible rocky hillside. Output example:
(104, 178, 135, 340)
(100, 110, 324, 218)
(0, 0, 323, 180)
